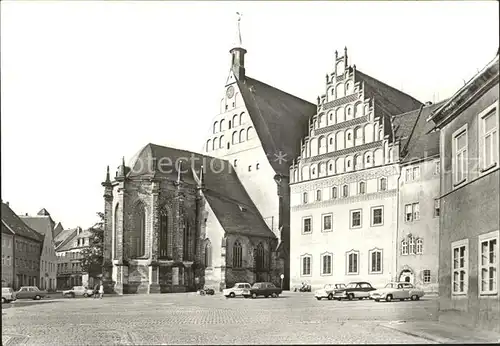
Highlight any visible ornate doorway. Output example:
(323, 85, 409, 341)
(399, 268, 414, 284)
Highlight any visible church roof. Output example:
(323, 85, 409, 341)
(1, 202, 45, 242)
(127, 143, 276, 239)
(236, 76, 317, 176)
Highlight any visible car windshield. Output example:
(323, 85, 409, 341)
(346, 283, 358, 289)
(385, 283, 394, 288)
(2, 288, 11, 293)
(336, 284, 346, 289)
(32, 287, 40, 291)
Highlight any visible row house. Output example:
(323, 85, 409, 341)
(1, 202, 44, 289)
(429, 52, 499, 332)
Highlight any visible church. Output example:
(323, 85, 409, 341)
(101, 19, 315, 294)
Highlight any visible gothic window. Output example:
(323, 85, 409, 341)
(240, 112, 246, 125)
(159, 210, 169, 259)
(128, 202, 146, 258)
(316, 189, 322, 201)
(219, 136, 224, 149)
(256, 242, 265, 271)
(213, 121, 218, 134)
(379, 177, 387, 191)
(183, 219, 192, 261)
(233, 241, 243, 268)
(206, 139, 211, 152)
(219, 119, 225, 132)
(331, 186, 338, 199)
(204, 240, 212, 267)
(247, 126, 255, 140)
(232, 114, 239, 127)
(232, 131, 238, 144)
(239, 129, 245, 143)
(113, 203, 119, 259)
(359, 181, 366, 195)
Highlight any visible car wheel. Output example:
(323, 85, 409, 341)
(272, 293, 278, 298)
(251, 293, 257, 299)
(1, 297, 5, 304)
(375, 299, 380, 302)
(411, 295, 419, 301)
(229, 292, 235, 298)
(385, 294, 393, 302)
(316, 297, 322, 301)
(83, 293, 88, 298)
(34, 295, 41, 300)
(328, 293, 333, 300)
(348, 293, 354, 301)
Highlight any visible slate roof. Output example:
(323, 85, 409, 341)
(236, 76, 317, 176)
(55, 228, 78, 251)
(1, 202, 44, 242)
(2, 221, 15, 235)
(127, 143, 276, 239)
(54, 227, 76, 249)
(53, 222, 64, 238)
(19, 216, 54, 243)
(392, 100, 447, 164)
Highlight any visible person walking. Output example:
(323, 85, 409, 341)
(93, 283, 99, 299)
(99, 282, 104, 299)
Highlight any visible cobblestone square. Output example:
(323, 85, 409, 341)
(2, 292, 440, 345)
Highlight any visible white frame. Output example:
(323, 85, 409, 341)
(478, 103, 499, 172)
(478, 230, 499, 296)
(346, 250, 359, 275)
(401, 239, 408, 255)
(302, 216, 312, 234)
(321, 252, 333, 276)
(350, 209, 362, 229)
(342, 184, 349, 198)
(413, 166, 421, 181)
(416, 238, 423, 254)
(451, 238, 469, 296)
(301, 254, 312, 277)
(331, 186, 338, 199)
(405, 203, 413, 222)
(371, 206, 384, 227)
(316, 189, 322, 201)
(322, 213, 333, 232)
(368, 248, 383, 274)
(452, 124, 468, 187)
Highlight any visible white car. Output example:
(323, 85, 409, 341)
(314, 284, 346, 300)
(223, 283, 251, 298)
(62, 286, 94, 298)
(370, 282, 425, 302)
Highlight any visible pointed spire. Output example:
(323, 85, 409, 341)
(105, 165, 111, 183)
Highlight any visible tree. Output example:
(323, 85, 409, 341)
(80, 212, 104, 279)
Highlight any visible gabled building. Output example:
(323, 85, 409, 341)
(429, 52, 499, 332)
(53, 222, 64, 238)
(1, 202, 44, 289)
(289, 48, 424, 290)
(203, 23, 316, 289)
(20, 209, 58, 291)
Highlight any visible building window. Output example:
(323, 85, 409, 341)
(434, 160, 440, 175)
(233, 159, 237, 167)
(452, 239, 468, 295)
(303, 192, 308, 204)
(255, 243, 265, 271)
(434, 199, 440, 217)
(405, 166, 420, 182)
(316, 189, 322, 201)
(371, 206, 383, 226)
(369, 249, 382, 274)
(233, 241, 243, 268)
(301, 255, 312, 276)
(405, 203, 420, 222)
(331, 186, 338, 199)
(452, 125, 468, 185)
(379, 177, 387, 191)
(423, 270, 431, 283)
(416, 238, 423, 254)
(248, 165, 252, 172)
(321, 253, 332, 275)
(479, 104, 498, 170)
(409, 236, 416, 255)
(322, 214, 333, 232)
(302, 217, 312, 234)
(256, 163, 260, 170)
(350, 209, 362, 229)
(346, 250, 359, 275)
(478, 230, 499, 295)
(342, 184, 349, 198)
(359, 181, 366, 195)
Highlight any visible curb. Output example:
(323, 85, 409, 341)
(379, 322, 447, 344)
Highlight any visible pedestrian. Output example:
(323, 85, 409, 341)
(99, 282, 104, 299)
(93, 283, 99, 299)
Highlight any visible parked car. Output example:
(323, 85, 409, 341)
(2, 287, 16, 303)
(62, 286, 94, 298)
(223, 283, 251, 298)
(15, 286, 48, 300)
(243, 282, 282, 299)
(314, 283, 346, 300)
(370, 282, 425, 302)
(332, 281, 376, 300)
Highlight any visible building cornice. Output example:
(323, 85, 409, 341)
(299, 140, 384, 165)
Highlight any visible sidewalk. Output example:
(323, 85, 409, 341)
(380, 320, 500, 344)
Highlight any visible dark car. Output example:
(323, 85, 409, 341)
(332, 281, 376, 300)
(15, 286, 48, 300)
(197, 287, 215, 296)
(243, 282, 282, 299)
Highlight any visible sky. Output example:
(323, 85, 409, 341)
(1, 1, 498, 229)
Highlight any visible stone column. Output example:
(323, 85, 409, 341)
(149, 180, 160, 293)
(101, 167, 114, 293)
(172, 267, 179, 286)
(113, 180, 126, 295)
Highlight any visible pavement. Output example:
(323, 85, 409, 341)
(1, 292, 498, 345)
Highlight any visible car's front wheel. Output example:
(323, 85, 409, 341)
(34, 295, 41, 300)
(83, 293, 88, 298)
(1, 297, 6, 304)
(348, 293, 354, 300)
(328, 293, 334, 300)
(411, 295, 420, 301)
(272, 293, 278, 298)
(229, 292, 235, 298)
(251, 293, 257, 299)
(385, 294, 393, 302)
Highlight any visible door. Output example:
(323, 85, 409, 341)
(359, 283, 371, 297)
(16, 287, 29, 299)
(396, 284, 409, 299)
(403, 283, 414, 298)
(234, 284, 243, 296)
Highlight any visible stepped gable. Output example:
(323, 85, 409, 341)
(236, 76, 317, 175)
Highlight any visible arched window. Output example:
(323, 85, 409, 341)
(319, 162, 326, 177)
(328, 160, 334, 174)
(128, 202, 146, 258)
(159, 209, 169, 259)
(183, 219, 193, 261)
(303, 192, 308, 204)
(379, 177, 387, 191)
(316, 189, 322, 201)
(335, 131, 345, 150)
(247, 126, 255, 140)
(232, 131, 238, 144)
(336, 83, 345, 98)
(113, 203, 119, 259)
(336, 62, 344, 76)
(228, 120, 232, 129)
(206, 139, 211, 152)
(336, 157, 344, 174)
(219, 136, 224, 149)
(240, 112, 246, 125)
(256, 243, 265, 271)
(219, 119, 225, 132)
(331, 187, 338, 199)
(346, 157, 353, 171)
(232, 114, 239, 127)
(342, 184, 349, 198)
(318, 114, 324, 128)
(328, 112, 334, 122)
(401, 239, 409, 255)
(302, 166, 310, 180)
(364, 123, 374, 143)
(359, 182, 366, 194)
(212, 139, 217, 151)
(355, 154, 363, 170)
(205, 240, 212, 267)
(239, 129, 245, 143)
(233, 241, 243, 268)
(346, 130, 353, 148)
(346, 106, 353, 121)
(346, 81, 353, 94)
(213, 121, 218, 134)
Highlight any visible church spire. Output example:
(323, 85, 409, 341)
(230, 12, 247, 81)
